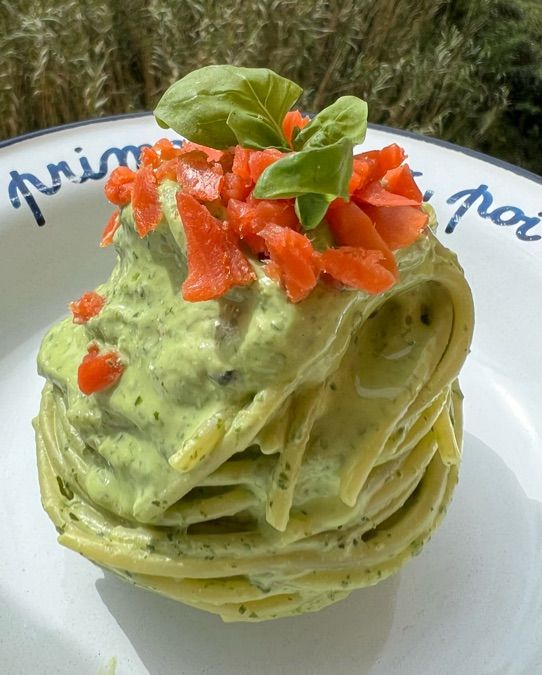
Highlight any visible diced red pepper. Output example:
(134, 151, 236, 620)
(382, 164, 423, 203)
(363, 205, 429, 250)
(104, 166, 136, 206)
(282, 110, 311, 146)
(176, 151, 224, 202)
(326, 199, 398, 276)
(77, 345, 124, 395)
(100, 210, 121, 247)
(318, 247, 396, 294)
(177, 192, 255, 302)
(70, 291, 105, 324)
(132, 166, 162, 237)
(259, 224, 319, 303)
(354, 180, 421, 208)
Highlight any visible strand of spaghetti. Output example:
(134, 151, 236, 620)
(434, 400, 461, 466)
(266, 383, 326, 531)
(158, 487, 258, 527)
(256, 398, 291, 455)
(377, 388, 449, 464)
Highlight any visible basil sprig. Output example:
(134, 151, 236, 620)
(255, 95, 367, 228)
(154, 65, 300, 150)
(153, 66, 369, 230)
(252, 140, 352, 200)
(293, 96, 368, 150)
(294, 193, 335, 231)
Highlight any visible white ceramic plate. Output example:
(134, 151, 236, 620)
(1, 115, 542, 675)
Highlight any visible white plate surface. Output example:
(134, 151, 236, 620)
(1, 115, 542, 675)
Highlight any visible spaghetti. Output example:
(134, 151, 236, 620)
(35, 181, 473, 621)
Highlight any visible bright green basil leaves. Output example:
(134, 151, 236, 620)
(294, 193, 335, 231)
(254, 96, 367, 228)
(154, 65, 300, 150)
(252, 138, 352, 199)
(293, 96, 368, 150)
(154, 65, 369, 230)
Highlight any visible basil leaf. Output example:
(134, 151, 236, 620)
(253, 139, 353, 200)
(226, 110, 289, 150)
(307, 221, 334, 252)
(154, 65, 301, 150)
(293, 96, 368, 150)
(295, 193, 334, 230)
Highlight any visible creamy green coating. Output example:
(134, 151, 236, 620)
(37, 182, 458, 527)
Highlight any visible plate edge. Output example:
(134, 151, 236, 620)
(1, 112, 541, 186)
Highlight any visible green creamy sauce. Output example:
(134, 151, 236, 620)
(37, 181, 455, 525)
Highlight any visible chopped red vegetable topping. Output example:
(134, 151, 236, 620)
(282, 110, 311, 146)
(77, 344, 124, 395)
(176, 151, 224, 202)
(318, 247, 396, 295)
(363, 205, 429, 250)
(259, 224, 319, 303)
(70, 291, 105, 324)
(104, 166, 136, 206)
(132, 166, 162, 237)
(177, 192, 255, 302)
(100, 210, 121, 247)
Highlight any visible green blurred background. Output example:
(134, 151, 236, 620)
(1, 0, 541, 174)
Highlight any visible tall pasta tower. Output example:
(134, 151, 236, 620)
(35, 67, 473, 621)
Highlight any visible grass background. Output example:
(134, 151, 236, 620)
(1, 0, 541, 174)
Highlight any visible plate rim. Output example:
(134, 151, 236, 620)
(1, 111, 540, 187)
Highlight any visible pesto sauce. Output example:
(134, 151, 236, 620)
(37, 181, 453, 527)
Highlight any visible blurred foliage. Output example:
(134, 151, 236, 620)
(0, 0, 540, 174)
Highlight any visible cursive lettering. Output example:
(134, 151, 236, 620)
(7, 142, 169, 226)
(6, 150, 541, 242)
(446, 184, 541, 241)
